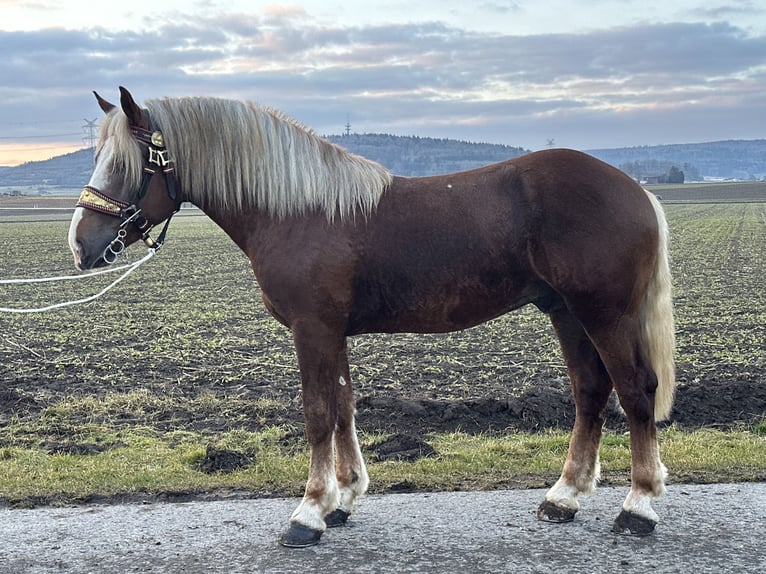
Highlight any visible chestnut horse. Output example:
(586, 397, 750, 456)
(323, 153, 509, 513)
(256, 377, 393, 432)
(69, 87, 675, 547)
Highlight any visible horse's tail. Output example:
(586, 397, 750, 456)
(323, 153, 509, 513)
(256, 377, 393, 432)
(640, 191, 676, 421)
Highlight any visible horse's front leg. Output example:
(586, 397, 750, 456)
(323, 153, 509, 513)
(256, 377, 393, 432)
(325, 338, 369, 528)
(279, 323, 348, 548)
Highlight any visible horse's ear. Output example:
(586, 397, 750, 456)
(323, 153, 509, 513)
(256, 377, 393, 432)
(118, 86, 146, 128)
(94, 91, 115, 114)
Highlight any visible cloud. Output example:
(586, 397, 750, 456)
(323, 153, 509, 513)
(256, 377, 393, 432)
(688, 1, 763, 22)
(0, 12, 765, 151)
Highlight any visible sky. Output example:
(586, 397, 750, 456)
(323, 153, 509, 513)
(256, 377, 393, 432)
(1, 0, 765, 166)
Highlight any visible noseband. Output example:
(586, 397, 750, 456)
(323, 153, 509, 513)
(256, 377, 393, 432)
(76, 124, 183, 263)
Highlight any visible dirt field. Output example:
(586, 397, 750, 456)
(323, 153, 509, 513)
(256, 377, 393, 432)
(1, 192, 765, 452)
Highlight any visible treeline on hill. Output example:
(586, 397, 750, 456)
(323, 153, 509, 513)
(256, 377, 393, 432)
(326, 133, 528, 176)
(618, 159, 701, 183)
(589, 140, 766, 181)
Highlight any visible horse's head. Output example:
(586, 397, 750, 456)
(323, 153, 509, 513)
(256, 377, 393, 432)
(68, 87, 182, 270)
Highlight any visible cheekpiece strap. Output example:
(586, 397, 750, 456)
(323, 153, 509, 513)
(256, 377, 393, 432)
(131, 126, 172, 168)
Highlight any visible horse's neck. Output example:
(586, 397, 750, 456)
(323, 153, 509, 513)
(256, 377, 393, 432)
(194, 201, 258, 253)
(197, 202, 318, 267)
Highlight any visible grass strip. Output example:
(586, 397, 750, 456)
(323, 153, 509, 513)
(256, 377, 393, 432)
(1, 426, 764, 507)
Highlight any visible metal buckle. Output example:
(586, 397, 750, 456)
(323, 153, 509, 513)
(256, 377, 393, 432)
(119, 206, 143, 228)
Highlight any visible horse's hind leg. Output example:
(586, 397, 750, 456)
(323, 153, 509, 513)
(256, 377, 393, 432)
(325, 338, 369, 528)
(588, 317, 667, 535)
(538, 306, 614, 523)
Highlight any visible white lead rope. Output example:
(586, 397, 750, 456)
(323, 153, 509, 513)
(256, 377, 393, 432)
(0, 249, 156, 313)
(1, 256, 142, 284)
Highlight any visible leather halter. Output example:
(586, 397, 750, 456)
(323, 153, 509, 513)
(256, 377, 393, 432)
(76, 122, 183, 253)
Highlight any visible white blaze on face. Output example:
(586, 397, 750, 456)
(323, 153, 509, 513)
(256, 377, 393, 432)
(67, 139, 117, 268)
(67, 206, 86, 268)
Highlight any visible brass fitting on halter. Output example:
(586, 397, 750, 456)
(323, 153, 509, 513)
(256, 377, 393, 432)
(76, 186, 130, 218)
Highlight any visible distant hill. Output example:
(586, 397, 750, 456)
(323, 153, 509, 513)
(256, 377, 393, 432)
(0, 136, 529, 190)
(587, 140, 766, 180)
(325, 133, 528, 176)
(1, 135, 764, 191)
(0, 148, 93, 191)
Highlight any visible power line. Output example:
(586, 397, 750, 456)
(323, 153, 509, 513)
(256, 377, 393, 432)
(82, 118, 98, 148)
(0, 133, 82, 140)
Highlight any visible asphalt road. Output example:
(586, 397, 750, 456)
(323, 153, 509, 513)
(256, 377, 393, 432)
(1, 483, 764, 573)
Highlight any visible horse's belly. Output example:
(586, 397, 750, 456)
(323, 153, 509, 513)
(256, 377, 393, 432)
(349, 272, 546, 335)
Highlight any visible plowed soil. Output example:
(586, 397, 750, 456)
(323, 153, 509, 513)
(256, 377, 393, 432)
(1, 197, 765, 452)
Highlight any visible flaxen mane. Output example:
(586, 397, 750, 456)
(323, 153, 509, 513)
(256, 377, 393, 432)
(100, 97, 393, 220)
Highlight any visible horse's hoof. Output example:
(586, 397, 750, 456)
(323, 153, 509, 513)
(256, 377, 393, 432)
(278, 523, 323, 548)
(537, 500, 577, 523)
(324, 508, 351, 528)
(612, 510, 656, 536)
